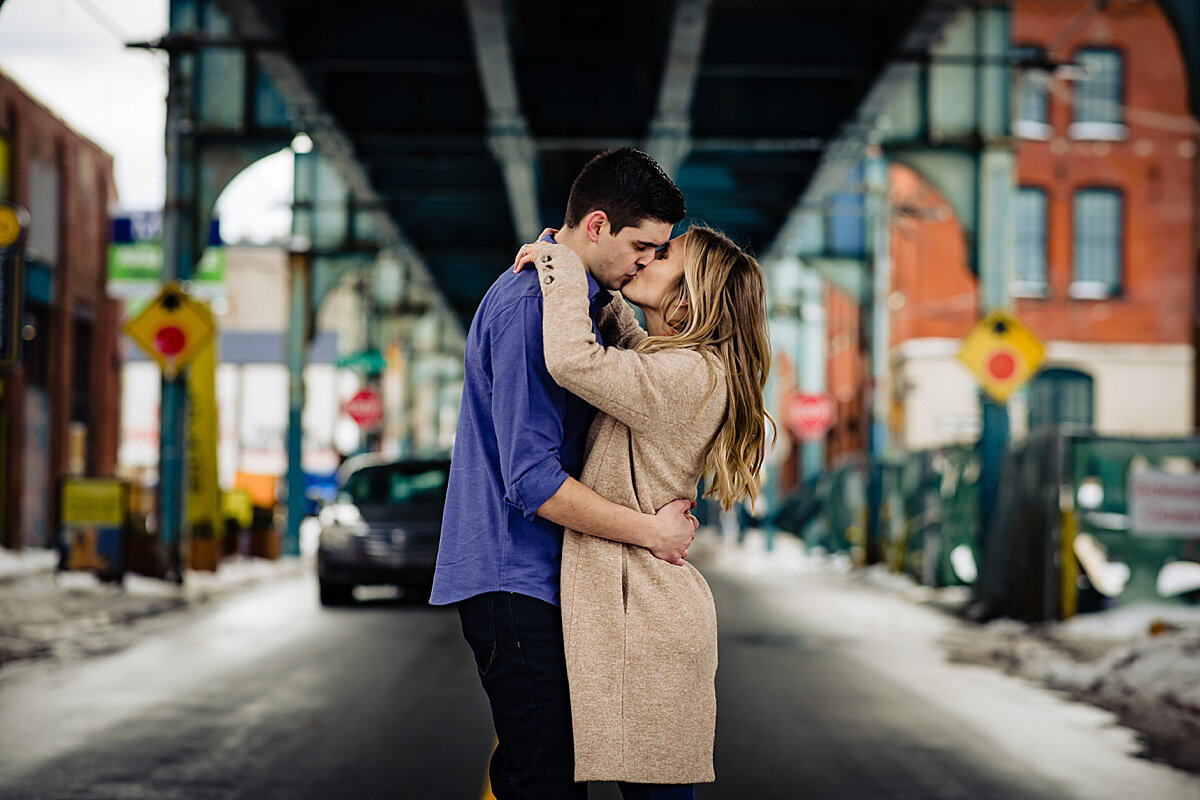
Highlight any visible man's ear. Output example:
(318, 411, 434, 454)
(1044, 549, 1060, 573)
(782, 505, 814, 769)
(584, 211, 608, 243)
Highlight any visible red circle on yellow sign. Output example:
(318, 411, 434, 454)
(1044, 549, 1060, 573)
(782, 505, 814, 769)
(987, 351, 1016, 380)
(155, 325, 187, 356)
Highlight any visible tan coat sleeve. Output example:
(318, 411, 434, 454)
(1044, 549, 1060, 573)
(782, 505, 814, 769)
(595, 290, 647, 350)
(533, 244, 718, 431)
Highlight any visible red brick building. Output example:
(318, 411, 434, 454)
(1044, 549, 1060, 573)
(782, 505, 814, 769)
(826, 0, 1197, 455)
(0, 71, 121, 549)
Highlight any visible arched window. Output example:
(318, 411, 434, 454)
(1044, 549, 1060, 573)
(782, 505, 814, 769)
(1028, 368, 1094, 431)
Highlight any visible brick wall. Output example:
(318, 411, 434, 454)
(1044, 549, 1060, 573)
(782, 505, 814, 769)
(888, 164, 979, 344)
(825, 285, 865, 462)
(1013, 0, 1196, 346)
(0, 71, 120, 548)
(825, 0, 1198, 457)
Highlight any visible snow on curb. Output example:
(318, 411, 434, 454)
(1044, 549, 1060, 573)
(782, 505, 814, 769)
(0, 547, 57, 583)
(0, 550, 307, 670)
(700, 535, 1200, 775)
(941, 599, 1200, 773)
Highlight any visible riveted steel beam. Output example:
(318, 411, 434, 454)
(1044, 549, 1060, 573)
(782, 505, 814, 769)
(644, 0, 713, 178)
(465, 0, 541, 244)
(767, 0, 966, 261)
(216, 0, 462, 343)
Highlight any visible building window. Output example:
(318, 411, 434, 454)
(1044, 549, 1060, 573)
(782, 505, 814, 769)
(826, 162, 865, 258)
(1014, 46, 1052, 140)
(1072, 189, 1122, 298)
(1075, 189, 1118, 298)
(1014, 187, 1048, 297)
(1028, 368, 1094, 431)
(1069, 49, 1125, 140)
(28, 156, 61, 265)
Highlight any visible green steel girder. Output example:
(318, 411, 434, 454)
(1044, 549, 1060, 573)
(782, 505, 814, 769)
(164, 0, 295, 270)
(1157, 0, 1200, 119)
(877, 4, 1013, 277)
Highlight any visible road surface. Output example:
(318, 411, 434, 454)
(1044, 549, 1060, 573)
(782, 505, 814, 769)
(1, 550, 1196, 799)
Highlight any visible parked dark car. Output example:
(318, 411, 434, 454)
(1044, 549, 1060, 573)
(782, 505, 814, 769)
(316, 455, 450, 606)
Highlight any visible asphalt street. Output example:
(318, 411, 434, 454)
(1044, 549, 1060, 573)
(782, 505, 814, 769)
(1, 556, 1197, 800)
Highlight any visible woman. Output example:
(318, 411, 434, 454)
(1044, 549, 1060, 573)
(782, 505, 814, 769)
(515, 225, 772, 797)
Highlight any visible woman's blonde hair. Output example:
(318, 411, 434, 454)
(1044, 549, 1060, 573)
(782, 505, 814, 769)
(636, 226, 774, 510)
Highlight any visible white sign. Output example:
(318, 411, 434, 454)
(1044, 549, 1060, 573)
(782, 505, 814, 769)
(1129, 470, 1200, 537)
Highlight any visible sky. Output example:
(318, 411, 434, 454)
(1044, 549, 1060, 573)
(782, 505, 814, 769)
(0, 0, 292, 243)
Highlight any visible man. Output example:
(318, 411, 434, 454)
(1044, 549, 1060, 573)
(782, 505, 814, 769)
(430, 148, 693, 799)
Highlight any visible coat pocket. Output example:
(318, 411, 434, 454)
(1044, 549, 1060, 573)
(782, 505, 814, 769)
(624, 553, 718, 662)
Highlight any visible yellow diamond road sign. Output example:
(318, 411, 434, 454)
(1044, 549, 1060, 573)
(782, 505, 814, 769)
(958, 309, 1045, 404)
(124, 283, 215, 378)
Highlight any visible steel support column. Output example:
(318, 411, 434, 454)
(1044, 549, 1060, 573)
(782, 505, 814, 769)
(155, 0, 298, 575)
(285, 250, 310, 558)
(289, 149, 382, 553)
(158, 33, 197, 581)
(973, 7, 1015, 546)
(863, 148, 892, 564)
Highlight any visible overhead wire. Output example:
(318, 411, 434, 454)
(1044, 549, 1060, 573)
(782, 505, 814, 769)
(69, 0, 169, 69)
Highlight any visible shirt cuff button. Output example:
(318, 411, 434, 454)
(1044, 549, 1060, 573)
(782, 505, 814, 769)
(543, 275, 554, 284)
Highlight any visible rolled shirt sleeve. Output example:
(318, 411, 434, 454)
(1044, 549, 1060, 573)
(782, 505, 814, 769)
(487, 295, 571, 521)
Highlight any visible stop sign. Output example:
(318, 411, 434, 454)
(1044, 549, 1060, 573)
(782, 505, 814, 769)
(344, 389, 383, 429)
(786, 392, 836, 441)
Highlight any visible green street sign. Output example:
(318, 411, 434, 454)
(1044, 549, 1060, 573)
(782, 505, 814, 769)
(108, 243, 226, 285)
(336, 348, 387, 374)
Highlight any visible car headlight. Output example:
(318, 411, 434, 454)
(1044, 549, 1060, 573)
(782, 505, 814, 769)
(319, 502, 364, 528)
(319, 503, 369, 549)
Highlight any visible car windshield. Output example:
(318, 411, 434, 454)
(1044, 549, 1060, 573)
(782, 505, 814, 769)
(341, 464, 449, 507)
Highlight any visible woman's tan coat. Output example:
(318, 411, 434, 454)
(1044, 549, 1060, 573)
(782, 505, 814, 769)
(533, 244, 724, 784)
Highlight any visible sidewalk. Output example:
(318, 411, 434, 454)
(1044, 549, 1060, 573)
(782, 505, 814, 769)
(0, 546, 308, 672)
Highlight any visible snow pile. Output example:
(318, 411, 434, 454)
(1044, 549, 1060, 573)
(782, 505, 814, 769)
(0, 547, 57, 583)
(0, 550, 306, 670)
(704, 533, 1200, 775)
(942, 600, 1200, 772)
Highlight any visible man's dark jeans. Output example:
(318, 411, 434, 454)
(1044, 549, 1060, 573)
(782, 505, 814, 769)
(457, 591, 695, 800)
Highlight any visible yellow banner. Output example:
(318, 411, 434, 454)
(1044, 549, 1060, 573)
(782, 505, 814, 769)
(187, 332, 221, 537)
(61, 478, 125, 527)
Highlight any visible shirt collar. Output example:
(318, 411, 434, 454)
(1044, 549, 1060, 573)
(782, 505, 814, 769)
(543, 232, 613, 312)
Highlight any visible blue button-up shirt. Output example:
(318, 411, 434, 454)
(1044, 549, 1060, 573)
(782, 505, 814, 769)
(430, 249, 612, 607)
